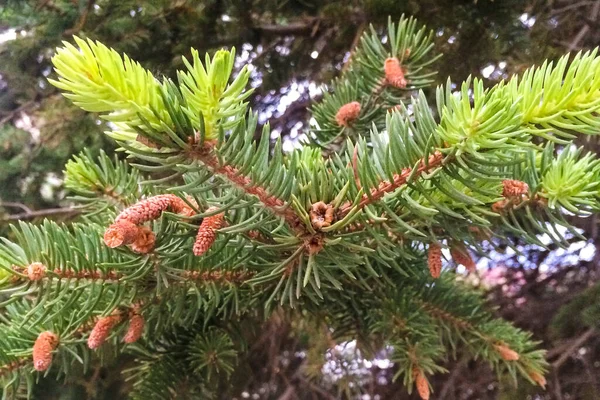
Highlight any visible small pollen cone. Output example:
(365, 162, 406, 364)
(384, 57, 407, 89)
(33, 331, 59, 371)
(335, 101, 361, 127)
(27, 262, 46, 281)
(494, 343, 520, 361)
(428, 243, 442, 279)
(104, 220, 140, 248)
(130, 226, 156, 254)
(115, 194, 194, 225)
(193, 208, 225, 256)
(450, 242, 476, 273)
(502, 179, 529, 198)
(529, 371, 547, 388)
(88, 314, 122, 349)
(415, 370, 430, 400)
(123, 314, 145, 344)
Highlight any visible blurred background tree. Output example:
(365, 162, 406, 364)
(1, 0, 600, 399)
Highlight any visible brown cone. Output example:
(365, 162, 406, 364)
(415, 370, 430, 400)
(27, 262, 47, 281)
(123, 314, 145, 344)
(88, 314, 122, 349)
(130, 226, 156, 254)
(33, 331, 59, 371)
(335, 101, 361, 127)
(450, 242, 476, 273)
(193, 208, 225, 256)
(104, 220, 140, 248)
(384, 57, 407, 88)
(428, 243, 442, 279)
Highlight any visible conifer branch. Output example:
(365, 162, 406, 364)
(188, 141, 304, 230)
(4, 15, 597, 396)
(338, 151, 445, 218)
(12, 264, 124, 283)
(417, 299, 533, 365)
(181, 270, 256, 285)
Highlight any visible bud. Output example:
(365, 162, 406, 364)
(104, 220, 140, 248)
(494, 343, 520, 361)
(123, 314, 145, 344)
(415, 370, 430, 400)
(27, 262, 46, 281)
(130, 226, 156, 254)
(33, 331, 59, 371)
(384, 57, 407, 89)
(335, 101, 361, 127)
(450, 242, 476, 273)
(193, 208, 225, 256)
(427, 243, 442, 279)
(88, 314, 122, 349)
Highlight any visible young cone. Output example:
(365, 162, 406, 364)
(415, 370, 430, 400)
(529, 371, 547, 388)
(123, 314, 145, 344)
(32, 331, 59, 371)
(114, 194, 195, 225)
(88, 314, 122, 349)
(104, 220, 140, 248)
(450, 242, 476, 273)
(427, 243, 442, 279)
(384, 57, 407, 88)
(193, 208, 225, 256)
(27, 262, 46, 281)
(502, 179, 529, 198)
(335, 101, 361, 127)
(130, 226, 156, 254)
(494, 343, 520, 361)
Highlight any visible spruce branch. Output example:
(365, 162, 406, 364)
(49, 37, 172, 142)
(4, 14, 600, 398)
(11, 263, 124, 283)
(187, 140, 303, 230)
(337, 150, 446, 218)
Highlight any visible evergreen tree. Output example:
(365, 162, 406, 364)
(1, 15, 600, 399)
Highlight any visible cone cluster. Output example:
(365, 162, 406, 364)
(104, 195, 198, 253)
